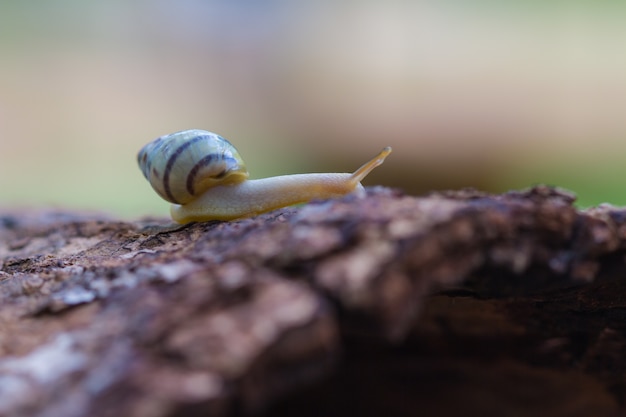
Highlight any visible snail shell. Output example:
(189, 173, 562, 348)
(137, 129, 249, 205)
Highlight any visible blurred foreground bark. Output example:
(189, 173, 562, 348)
(1, 186, 625, 417)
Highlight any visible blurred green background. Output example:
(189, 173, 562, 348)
(1, 1, 625, 218)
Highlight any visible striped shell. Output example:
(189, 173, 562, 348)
(137, 129, 249, 204)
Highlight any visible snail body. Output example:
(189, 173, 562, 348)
(138, 129, 391, 223)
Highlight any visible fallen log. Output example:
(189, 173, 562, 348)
(0, 186, 624, 416)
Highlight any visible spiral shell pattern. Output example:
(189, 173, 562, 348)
(137, 129, 249, 204)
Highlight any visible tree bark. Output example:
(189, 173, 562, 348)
(0, 186, 624, 416)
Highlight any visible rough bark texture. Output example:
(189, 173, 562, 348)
(1, 186, 626, 416)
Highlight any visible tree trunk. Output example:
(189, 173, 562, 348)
(0, 186, 624, 417)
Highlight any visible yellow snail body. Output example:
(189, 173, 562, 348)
(138, 129, 392, 223)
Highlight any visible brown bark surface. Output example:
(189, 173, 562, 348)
(1, 186, 625, 417)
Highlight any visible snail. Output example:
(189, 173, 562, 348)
(138, 129, 392, 223)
